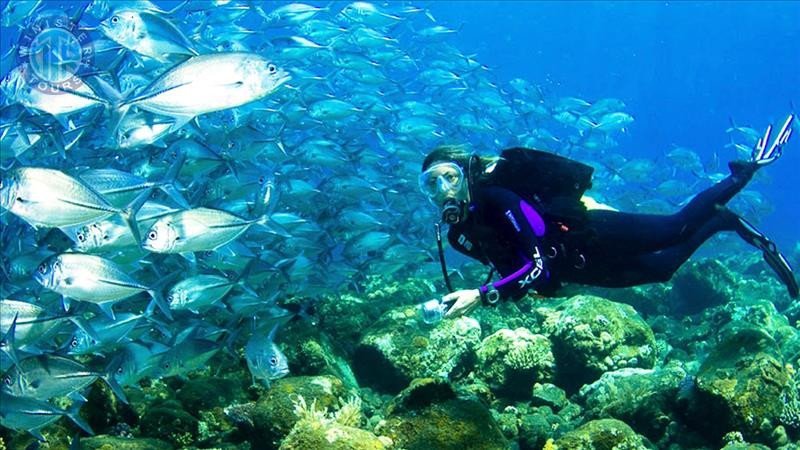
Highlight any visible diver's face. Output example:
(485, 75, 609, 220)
(418, 162, 468, 207)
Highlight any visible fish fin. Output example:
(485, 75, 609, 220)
(1, 313, 20, 367)
(146, 289, 173, 321)
(29, 428, 47, 442)
(157, 150, 188, 207)
(121, 187, 153, 247)
(267, 322, 280, 342)
(97, 302, 116, 320)
(100, 372, 129, 404)
(179, 252, 197, 265)
(65, 399, 94, 436)
(68, 391, 88, 403)
(62, 295, 72, 312)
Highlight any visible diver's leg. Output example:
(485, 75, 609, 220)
(569, 209, 736, 287)
(587, 209, 799, 298)
(586, 115, 795, 254)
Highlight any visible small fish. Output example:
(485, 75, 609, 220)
(245, 323, 289, 386)
(167, 261, 255, 313)
(152, 337, 220, 379)
(33, 253, 167, 319)
(0, 167, 145, 230)
(0, 391, 93, 441)
(1, 65, 106, 120)
(0, 299, 68, 349)
(120, 53, 290, 129)
(2, 355, 127, 403)
(100, 9, 197, 62)
(142, 207, 270, 254)
(594, 112, 634, 133)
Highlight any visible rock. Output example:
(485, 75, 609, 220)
(475, 327, 555, 398)
(280, 421, 387, 450)
(224, 375, 346, 449)
(377, 398, 508, 450)
(668, 258, 737, 315)
(79, 435, 173, 450)
(518, 406, 570, 450)
(576, 366, 686, 441)
(281, 320, 360, 389)
(692, 323, 791, 446)
(139, 400, 199, 448)
(176, 377, 244, 412)
(353, 306, 481, 393)
(535, 295, 657, 392)
(317, 293, 384, 355)
(554, 418, 649, 449)
(531, 383, 568, 411)
(385, 378, 456, 415)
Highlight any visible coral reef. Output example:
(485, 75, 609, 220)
(353, 306, 481, 393)
(475, 327, 555, 398)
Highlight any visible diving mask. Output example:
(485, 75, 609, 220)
(418, 162, 466, 202)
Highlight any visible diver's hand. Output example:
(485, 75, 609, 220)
(442, 289, 481, 318)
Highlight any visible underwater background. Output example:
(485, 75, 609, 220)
(1, 1, 799, 449)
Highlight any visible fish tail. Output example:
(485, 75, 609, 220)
(146, 289, 173, 321)
(100, 372, 129, 404)
(65, 399, 94, 436)
(157, 151, 189, 208)
(120, 188, 153, 247)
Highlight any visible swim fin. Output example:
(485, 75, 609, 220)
(732, 212, 799, 298)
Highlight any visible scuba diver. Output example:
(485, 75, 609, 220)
(418, 115, 798, 318)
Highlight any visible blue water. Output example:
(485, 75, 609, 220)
(427, 0, 800, 248)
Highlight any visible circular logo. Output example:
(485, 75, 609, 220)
(17, 9, 94, 95)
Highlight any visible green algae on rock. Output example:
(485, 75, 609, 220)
(576, 366, 686, 441)
(475, 327, 555, 399)
(353, 306, 481, 393)
(533, 295, 657, 392)
(693, 322, 792, 446)
(553, 418, 650, 449)
(378, 398, 508, 450)
(78, 435, 174, 450)
(224, 375, 347, 449)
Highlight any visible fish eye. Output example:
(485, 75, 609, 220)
(148, 230, 158, 240)
(37, 262, 48, 274)
(2, 375, 11, 385)
(70, 337, 79, 348)
(111, 15, 119, 24)
(258, 175, 266, 184)
(167, 294, 173, 302)
(117, 366, 123, 374)
(77, 231, 86, 242)
(267, 64, 277, 74)
(269, 356, 277, 366)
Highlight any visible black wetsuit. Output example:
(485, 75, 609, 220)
(448, 165, 754, 300)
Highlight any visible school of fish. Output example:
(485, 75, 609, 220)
(0, 0, 789, 441)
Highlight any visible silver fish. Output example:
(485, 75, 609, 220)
(33, 253, 166, 319)
(2, 355, 127, 403)
(0, 167, 133, 229)
(245, 323, 289, 386)
(142, 207, 268, 254)
(0, 391, 93, 441)
(100, 9, 198, 62)
(121, 53, 290, 127)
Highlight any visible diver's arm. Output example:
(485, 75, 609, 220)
(478, 188, 548, 303)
